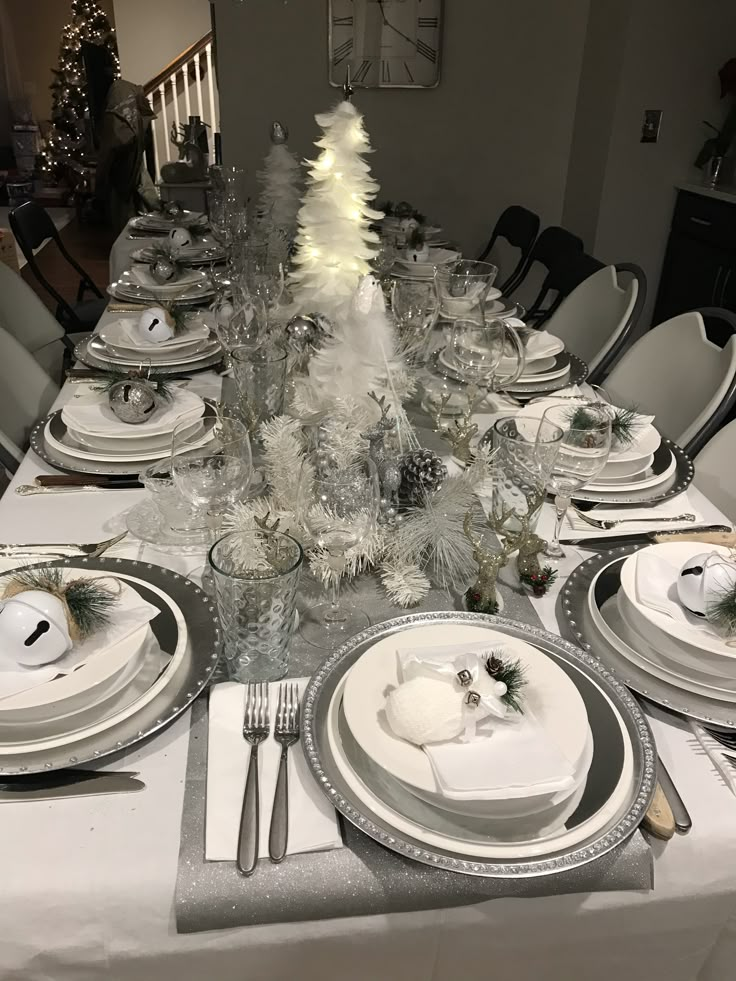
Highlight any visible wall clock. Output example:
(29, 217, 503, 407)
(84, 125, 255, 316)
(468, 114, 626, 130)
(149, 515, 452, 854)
(328, 0, 443, 89)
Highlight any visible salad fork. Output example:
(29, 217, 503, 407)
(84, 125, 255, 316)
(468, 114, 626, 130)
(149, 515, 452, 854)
(269, 683, 300, 864)
(570, 507, 696, 531)
(0, 532, 127, 559)
(703, 727, 736, 751)
(237, 682, 270, 876)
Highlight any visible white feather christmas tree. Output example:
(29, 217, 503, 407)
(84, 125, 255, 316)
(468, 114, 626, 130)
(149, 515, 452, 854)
(289, 99, 383, 321)
(256, 121, 302, 241)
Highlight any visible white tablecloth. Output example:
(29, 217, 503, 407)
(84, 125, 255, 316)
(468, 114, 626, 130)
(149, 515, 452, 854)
(1, 298, 736, 980)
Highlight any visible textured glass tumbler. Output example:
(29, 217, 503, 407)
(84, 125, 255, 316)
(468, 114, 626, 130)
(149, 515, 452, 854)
(490, 415, 564, 533)
(231, 344, 288, 434)
(209, 530, 303, 683)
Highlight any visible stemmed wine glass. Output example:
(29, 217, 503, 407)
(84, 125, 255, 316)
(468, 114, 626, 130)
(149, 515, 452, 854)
(214, 290, 268, 366)
(451, 317, 526, 407)
(390, 274, 441, 366)
(297, 455, 380, 649)
(171, 414, 253, 591)
(539, 401, 612, 558)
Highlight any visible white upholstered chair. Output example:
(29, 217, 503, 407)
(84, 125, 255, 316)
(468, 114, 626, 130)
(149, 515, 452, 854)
(0, 261, 73, 382)
(545, 265, 644, 382)
(0, 326, 59, 467)
(694, 419, 736, 524)
(604, 312, 736, 456)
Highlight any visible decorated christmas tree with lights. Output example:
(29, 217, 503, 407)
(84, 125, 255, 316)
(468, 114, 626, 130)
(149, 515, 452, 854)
(38, 0, 119, 181)
(289, 88, 383, 321)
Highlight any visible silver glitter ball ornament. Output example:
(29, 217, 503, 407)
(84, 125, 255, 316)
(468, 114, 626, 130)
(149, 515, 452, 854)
(285, 314, 319, 352)
(108, 379, 158, 425)
(150, 258, 178, 284)
(163, 200, 184, 220)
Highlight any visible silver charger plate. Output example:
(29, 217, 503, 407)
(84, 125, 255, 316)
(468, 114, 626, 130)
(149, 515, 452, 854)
(74, 335, 224, 375)
(431, 350, 587, 398)
(30, 399, 217, 477)
(303, 612, 655, 878)
(560, 547, 736, 729)
(571, 439, 693, 505)
(0, 555, 220, 774)
(108, 280, 215, 307)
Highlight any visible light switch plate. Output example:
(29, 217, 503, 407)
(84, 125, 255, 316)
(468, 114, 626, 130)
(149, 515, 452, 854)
(641, 110, 663, 143)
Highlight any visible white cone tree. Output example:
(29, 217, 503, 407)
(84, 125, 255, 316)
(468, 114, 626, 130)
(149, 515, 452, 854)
(256, 121, 302, 241)
(289, 100, 383, 321)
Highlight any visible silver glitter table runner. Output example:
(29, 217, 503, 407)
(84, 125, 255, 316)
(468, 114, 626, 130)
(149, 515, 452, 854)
(175, 576, 653, 933)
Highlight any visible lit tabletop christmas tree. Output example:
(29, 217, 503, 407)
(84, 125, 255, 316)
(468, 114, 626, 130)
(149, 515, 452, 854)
(289, 76, 384, 322)
(38, 0, 119, 182)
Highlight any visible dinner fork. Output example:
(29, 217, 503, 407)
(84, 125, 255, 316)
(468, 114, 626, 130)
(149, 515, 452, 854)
(570, 506, 696, 531)
(268, 683, 300, 864)
(703, 727, 736, 751)
(0, 531, 127, 560)
(237, 682, 270, 876)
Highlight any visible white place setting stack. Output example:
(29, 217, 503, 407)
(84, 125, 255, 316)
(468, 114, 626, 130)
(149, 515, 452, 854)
(131, 237, 227, 267)
(108, 265, 217, 307)
(128, 209, 209, 236)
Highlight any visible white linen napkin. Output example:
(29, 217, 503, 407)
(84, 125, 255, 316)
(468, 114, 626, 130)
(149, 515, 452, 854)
(205, 681, 343, 862)
(61, 388, 205, 437)
(0, 577, 161, 699)
(117, 317, 210, 350)
(633, 547, 725, 632)
(393, 644, 575, 800)
(562, 491, 704, 540)
(129, 264, 204, 291)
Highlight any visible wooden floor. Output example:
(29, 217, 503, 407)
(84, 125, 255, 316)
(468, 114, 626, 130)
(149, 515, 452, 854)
(20, 218, 115, 313)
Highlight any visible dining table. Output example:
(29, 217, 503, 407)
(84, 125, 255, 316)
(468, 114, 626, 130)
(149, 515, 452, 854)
(0, 230, 735, 981)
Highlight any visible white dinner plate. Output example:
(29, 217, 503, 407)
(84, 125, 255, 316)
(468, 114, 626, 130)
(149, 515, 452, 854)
(341, 623, 590, 809)
(66, 418, 203, 454)
(62, 389, 206, 438)
(89, 334, 221, 367)
(585, 448, 675, 492)
(98, 317, 211, 353)
(595, 454, 656, 481)
(46, 414, 216, 463)
(619, 543, 736, 667)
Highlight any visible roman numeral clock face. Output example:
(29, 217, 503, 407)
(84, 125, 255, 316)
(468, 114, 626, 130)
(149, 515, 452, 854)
(329, 0, 442, 89)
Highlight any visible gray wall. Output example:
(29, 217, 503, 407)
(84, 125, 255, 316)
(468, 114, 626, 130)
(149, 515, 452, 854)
(213, 0, 590, 257)
(114, 0, 212, 87)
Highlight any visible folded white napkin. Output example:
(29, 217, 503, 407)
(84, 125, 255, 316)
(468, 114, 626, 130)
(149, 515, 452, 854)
(61, 387, 205, 437)
(205, 681, 343, 862)
(0, 576, 160, 699)
(634, 547, 721, 631)
(117, 317, 210, 351)
(129, 264, 204, 291)
(563, 492, 703, 540)
(392, 644, 575, 800)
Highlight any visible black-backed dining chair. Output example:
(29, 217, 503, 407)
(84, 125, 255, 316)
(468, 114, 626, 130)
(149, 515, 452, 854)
(9, 201, 106, 334)
(477, 205, 539, 293)
(504, 225, 584, 304)
(525, 250, 603, 327)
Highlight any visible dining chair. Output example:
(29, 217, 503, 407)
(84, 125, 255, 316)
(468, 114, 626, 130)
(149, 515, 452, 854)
(693, 419, 736, 524)
(9, 200, 106, 333)
(503, 225, 584, 310)
(525, 251, 604, 327)
(477, 205, 539, 293)
(0, 262, 79, 383)
(544, 263, 646, 383)
(0, 326, 59, 462)
(604, 310, 736, 457)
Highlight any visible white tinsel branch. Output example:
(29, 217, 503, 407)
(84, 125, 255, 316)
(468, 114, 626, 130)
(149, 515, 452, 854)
(258, 415, 311, 511)
(380, 560, 431, 608)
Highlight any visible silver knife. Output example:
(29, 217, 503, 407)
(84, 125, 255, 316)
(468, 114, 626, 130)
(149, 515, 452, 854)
(570, 524, 732, 546)
(656, 758, 692, 835)
(0, 770, 145, 802)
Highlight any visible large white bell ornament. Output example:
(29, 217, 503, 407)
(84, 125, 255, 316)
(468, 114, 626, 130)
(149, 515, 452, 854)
(136, 306, 174, 344)
(0, 590, 72, 666)
(677, 551, 736, 618)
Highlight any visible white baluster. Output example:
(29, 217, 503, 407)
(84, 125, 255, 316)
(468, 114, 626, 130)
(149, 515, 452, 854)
(181, 63, 191, 119)
(206, 42, 217, 133)
(170, 75, 180, 136)
(193, 51, 204, 118)
(158, 83, 170, 162)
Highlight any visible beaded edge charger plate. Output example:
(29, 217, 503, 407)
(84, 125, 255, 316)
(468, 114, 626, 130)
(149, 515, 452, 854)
(303, 612, 655, 878)
(559, 547, 736, 729)
(0, 556, 221, 774)
(570, 439, 693, 505)
(73, 335, 224, 376)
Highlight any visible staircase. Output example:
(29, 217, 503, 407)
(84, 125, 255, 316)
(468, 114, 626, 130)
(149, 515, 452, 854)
(144, 32, 219, 181)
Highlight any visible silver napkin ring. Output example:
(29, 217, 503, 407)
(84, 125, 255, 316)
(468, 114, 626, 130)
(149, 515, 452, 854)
(456, 669, 473, 687)
(465, 690, 481, 707)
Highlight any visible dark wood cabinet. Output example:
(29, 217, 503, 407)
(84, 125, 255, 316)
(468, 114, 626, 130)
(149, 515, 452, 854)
(654, 189, 736, 329)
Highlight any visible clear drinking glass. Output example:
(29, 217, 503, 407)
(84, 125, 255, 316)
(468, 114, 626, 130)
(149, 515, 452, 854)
(297, 455, 380, 649)
(540, 402, 613, 557)
(238, 238, 285, 310)
(209, 530, 303, 682)
(451, 317, 526, 405)
(390, 274, 441, 365)
(171, 415, 253, 588)
(139, 460, 209, 541)
(437, 259, 498, 320)
(231, 344, 288, 434)
(490, 415, 564, 534)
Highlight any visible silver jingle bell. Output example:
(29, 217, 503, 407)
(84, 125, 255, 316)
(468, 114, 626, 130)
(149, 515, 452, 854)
(108, 379, 158, 425)
(150, 258, 178, 284)
(271, 120, 289, 144)
(285, 314, 319, 352)
(164, 200, 184, 220)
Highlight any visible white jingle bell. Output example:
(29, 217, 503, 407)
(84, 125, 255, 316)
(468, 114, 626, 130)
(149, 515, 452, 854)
(677, 551, 736, 617)
(406, 244, 430, 263)
(0, 590, 72, 666)
(137, 306, 174, 344)
(169, 226, 192, 248)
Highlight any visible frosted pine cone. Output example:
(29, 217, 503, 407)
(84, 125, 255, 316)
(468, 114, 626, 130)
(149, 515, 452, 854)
(400, 448, 447, 505)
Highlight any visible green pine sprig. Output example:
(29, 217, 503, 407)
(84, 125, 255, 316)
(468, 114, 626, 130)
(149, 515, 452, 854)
(484, 650, 527, 713)
(99, 369, 175, 402)
(519, 565, 558, 596)
(706, 584, 736, 638)
(566, 403, 642, 449)
(3, 569, 119, 639)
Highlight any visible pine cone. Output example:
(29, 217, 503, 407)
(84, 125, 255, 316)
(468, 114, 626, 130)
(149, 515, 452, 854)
(399, 448, 447, 504)
(485, 654, 504, 677)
